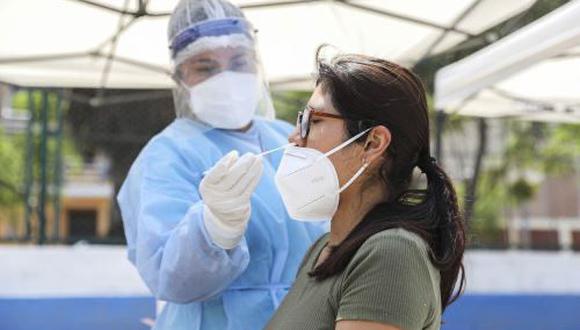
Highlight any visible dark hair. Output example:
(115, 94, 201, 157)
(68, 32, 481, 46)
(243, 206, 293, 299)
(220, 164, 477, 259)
(310, 50, 466, 311)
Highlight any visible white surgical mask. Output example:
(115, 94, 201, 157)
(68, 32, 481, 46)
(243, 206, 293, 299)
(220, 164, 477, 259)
(275, 129, 371, 222)
(189, 71, 260, 129)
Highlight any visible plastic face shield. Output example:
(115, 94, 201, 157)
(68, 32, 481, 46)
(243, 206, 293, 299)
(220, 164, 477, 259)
(171, 18, 256, 85)
(168, 18, 274, 122)
(174, 46, 258, 88)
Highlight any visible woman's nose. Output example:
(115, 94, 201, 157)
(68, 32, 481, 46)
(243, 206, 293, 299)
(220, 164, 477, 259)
(288, 126, 305, 147)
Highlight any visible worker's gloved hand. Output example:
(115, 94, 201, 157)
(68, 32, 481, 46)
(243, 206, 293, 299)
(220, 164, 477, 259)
(200, 151, 263, 249)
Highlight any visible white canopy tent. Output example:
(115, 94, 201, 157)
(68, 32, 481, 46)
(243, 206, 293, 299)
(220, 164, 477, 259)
(0, 0, 535, 90)
(435, 0, 580, 123)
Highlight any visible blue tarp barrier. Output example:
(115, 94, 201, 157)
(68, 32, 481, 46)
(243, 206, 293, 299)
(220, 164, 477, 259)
(443, 294, 580, 330)
(0, 296, 155, 330)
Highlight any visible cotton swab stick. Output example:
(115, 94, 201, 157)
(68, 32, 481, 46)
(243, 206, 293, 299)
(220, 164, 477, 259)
(202, 143, 295, 176)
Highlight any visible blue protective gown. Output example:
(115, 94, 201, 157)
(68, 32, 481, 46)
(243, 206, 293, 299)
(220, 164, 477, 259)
(117, 117, 327, 330)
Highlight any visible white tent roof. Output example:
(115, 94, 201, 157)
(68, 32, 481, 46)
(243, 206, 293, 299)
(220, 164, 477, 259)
(0, 0, 535, 90)
(435, 0, 580, 123)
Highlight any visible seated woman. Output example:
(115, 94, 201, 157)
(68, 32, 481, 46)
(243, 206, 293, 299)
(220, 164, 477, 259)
(267, 52, 466, 330)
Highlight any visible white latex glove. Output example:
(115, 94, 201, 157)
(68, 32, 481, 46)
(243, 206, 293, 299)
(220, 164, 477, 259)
(200, 151, 263, 249)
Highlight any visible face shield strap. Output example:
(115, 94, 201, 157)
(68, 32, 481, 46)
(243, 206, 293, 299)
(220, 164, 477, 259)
(170, 18, 254, 58)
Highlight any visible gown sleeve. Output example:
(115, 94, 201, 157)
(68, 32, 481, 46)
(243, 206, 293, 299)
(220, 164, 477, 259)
(117, 134, 250, 303)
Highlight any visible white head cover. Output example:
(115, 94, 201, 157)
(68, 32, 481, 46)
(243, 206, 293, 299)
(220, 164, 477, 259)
(167, 0, 275, 124)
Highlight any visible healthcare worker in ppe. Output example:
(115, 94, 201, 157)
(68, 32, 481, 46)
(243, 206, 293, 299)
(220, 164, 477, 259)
(116, 0, 326, 329)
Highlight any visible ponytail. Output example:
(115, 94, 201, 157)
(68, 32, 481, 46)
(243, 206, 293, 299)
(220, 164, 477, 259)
(417, 153, 466, 307)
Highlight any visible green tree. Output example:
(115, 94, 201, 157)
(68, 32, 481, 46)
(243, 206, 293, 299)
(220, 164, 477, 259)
(0, 129, 24, 206)
(272, 90, 311, 124)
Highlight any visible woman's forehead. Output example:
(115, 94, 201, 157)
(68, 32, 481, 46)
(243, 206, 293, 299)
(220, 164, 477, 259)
(308, 86, 339, 115)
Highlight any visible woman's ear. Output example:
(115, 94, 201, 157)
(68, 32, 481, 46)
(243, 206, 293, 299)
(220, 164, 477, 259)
(363, 125, 391, 164)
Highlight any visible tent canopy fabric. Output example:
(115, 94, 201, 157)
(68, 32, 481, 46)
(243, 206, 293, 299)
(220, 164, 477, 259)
(435, 0, 580, 123)
(0, 0, 535, 90)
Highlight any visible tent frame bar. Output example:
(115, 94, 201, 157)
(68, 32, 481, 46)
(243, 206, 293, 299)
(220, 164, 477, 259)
(419, 0, 484, 59)
(70, 0, 476, 37)
(70, 0, 322, 16)
(337, 1, 474, 37)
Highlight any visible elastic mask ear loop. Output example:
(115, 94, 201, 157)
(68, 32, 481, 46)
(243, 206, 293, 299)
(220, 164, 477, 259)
(326, 127, 373, 194)
(286, 128, 372, 177)
(323, 128, 372, 159)
(338, 161, 369, 193)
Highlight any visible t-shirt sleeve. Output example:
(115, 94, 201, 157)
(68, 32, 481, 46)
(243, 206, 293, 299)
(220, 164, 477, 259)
(336, 231, 436, 330)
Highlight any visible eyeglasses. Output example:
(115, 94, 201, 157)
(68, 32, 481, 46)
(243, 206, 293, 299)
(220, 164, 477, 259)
(296, 107, 345, 139)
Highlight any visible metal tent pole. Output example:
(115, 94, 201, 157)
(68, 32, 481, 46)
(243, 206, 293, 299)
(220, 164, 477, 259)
(23, 90, 36, 241)
(37, 90, 49, 245)
(52, 91, 64, 242)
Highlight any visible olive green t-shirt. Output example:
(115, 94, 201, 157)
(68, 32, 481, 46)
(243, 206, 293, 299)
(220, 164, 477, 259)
(266, 228, 441, 330)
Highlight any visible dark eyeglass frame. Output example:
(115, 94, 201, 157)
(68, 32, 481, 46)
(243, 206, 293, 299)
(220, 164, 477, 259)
(296, 107, 345, 139)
